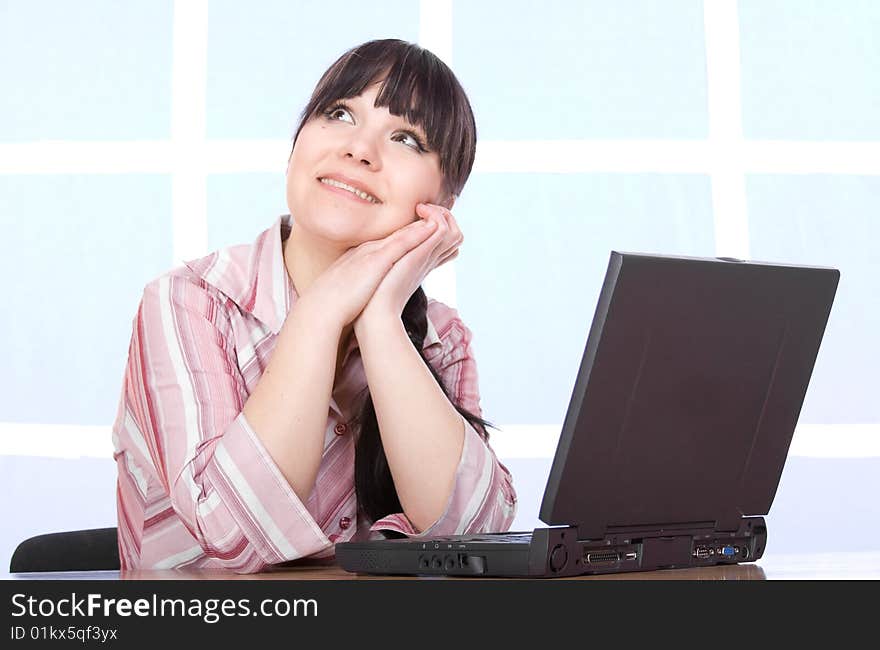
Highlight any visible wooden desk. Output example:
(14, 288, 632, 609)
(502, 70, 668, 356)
(10, 551, 877, 580)
(122, 563, 767, 580)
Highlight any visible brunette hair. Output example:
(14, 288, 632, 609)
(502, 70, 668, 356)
(291, 38, 477, 200)
(291, 39, 492, 529)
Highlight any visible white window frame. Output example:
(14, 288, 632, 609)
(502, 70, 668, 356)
(0, 0, 875, 459)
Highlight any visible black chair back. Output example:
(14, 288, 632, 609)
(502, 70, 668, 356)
(10, 528, 120, 573)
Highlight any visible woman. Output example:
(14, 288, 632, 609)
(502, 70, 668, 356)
(112, 39, 517, 573)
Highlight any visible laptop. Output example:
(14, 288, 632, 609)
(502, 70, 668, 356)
(336, 251, 840, 577)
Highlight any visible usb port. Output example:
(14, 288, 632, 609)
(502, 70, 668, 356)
(624, 552, 638, 561)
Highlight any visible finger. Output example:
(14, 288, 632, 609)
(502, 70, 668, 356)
(378, 218, 437, 263)
(405, 218, 449, 267)
(419, 203, 461, 248)
(440, 208, 463, 247)
(416, 203, 461, 246)
(431, 210, 461, 260)
(416, 202, 450, 231)
(446, 212, 463, 247)
(436, 248, 460, 268)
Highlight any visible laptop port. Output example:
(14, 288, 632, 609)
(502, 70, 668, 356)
(693, 546, 711, 559)
(457, 554, 487, 575)
(585, 551, 620, 564)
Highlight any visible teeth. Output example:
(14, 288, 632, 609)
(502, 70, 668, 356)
(319, 178, 378, 203)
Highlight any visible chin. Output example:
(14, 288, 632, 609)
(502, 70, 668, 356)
(294, 205, 372, 246)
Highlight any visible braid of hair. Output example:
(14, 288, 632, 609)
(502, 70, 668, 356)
(352, 286, 493, 525)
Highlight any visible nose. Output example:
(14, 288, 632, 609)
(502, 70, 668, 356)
(341, 131, 381, 170)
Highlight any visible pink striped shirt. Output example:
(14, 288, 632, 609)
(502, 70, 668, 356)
(112, 214, 517, 573)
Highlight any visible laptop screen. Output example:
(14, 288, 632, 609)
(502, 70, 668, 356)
(539, 252, 839, 540)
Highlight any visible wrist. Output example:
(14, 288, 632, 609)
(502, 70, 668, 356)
(291, 293, 345, 336)
(354, 308, 404, 338)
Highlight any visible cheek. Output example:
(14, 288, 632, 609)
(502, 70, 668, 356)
(285, 170, 304, 203)
(392, 165, 443, 204)
(287, 142, 319, 192)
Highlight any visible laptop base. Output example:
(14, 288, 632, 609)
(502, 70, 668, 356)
(335, 517, 767, 578)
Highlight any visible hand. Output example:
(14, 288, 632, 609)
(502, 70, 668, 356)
(296, 217, 438, 330)
(356, 202, 463, 327)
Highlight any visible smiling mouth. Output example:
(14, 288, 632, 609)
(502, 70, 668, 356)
(318, 177, 380, 204)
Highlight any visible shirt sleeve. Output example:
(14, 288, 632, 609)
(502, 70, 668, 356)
(368, 303, 518, 538)
(115, 273, 331, 572)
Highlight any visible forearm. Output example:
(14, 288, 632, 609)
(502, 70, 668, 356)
(355, 315, 465, 532)
(242, 296, 340, 503)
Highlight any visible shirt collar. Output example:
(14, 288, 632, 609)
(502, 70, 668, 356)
(183, 214, 442, 347)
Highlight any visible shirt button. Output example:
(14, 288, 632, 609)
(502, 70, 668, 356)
(334, 422, 347, 435)
(329, 533, 340, 543)
(339, 516, 351, 530)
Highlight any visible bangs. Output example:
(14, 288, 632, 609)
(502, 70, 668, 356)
(294, 40, 476, 197)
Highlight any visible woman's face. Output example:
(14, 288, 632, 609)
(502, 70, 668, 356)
(286, 81, 449, 247)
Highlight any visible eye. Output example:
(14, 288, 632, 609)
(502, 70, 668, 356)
(392, 130, 427, 152)
(324, 103, 354, 124)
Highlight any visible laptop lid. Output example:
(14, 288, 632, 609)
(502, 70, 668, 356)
(539, 252, 839, 540)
